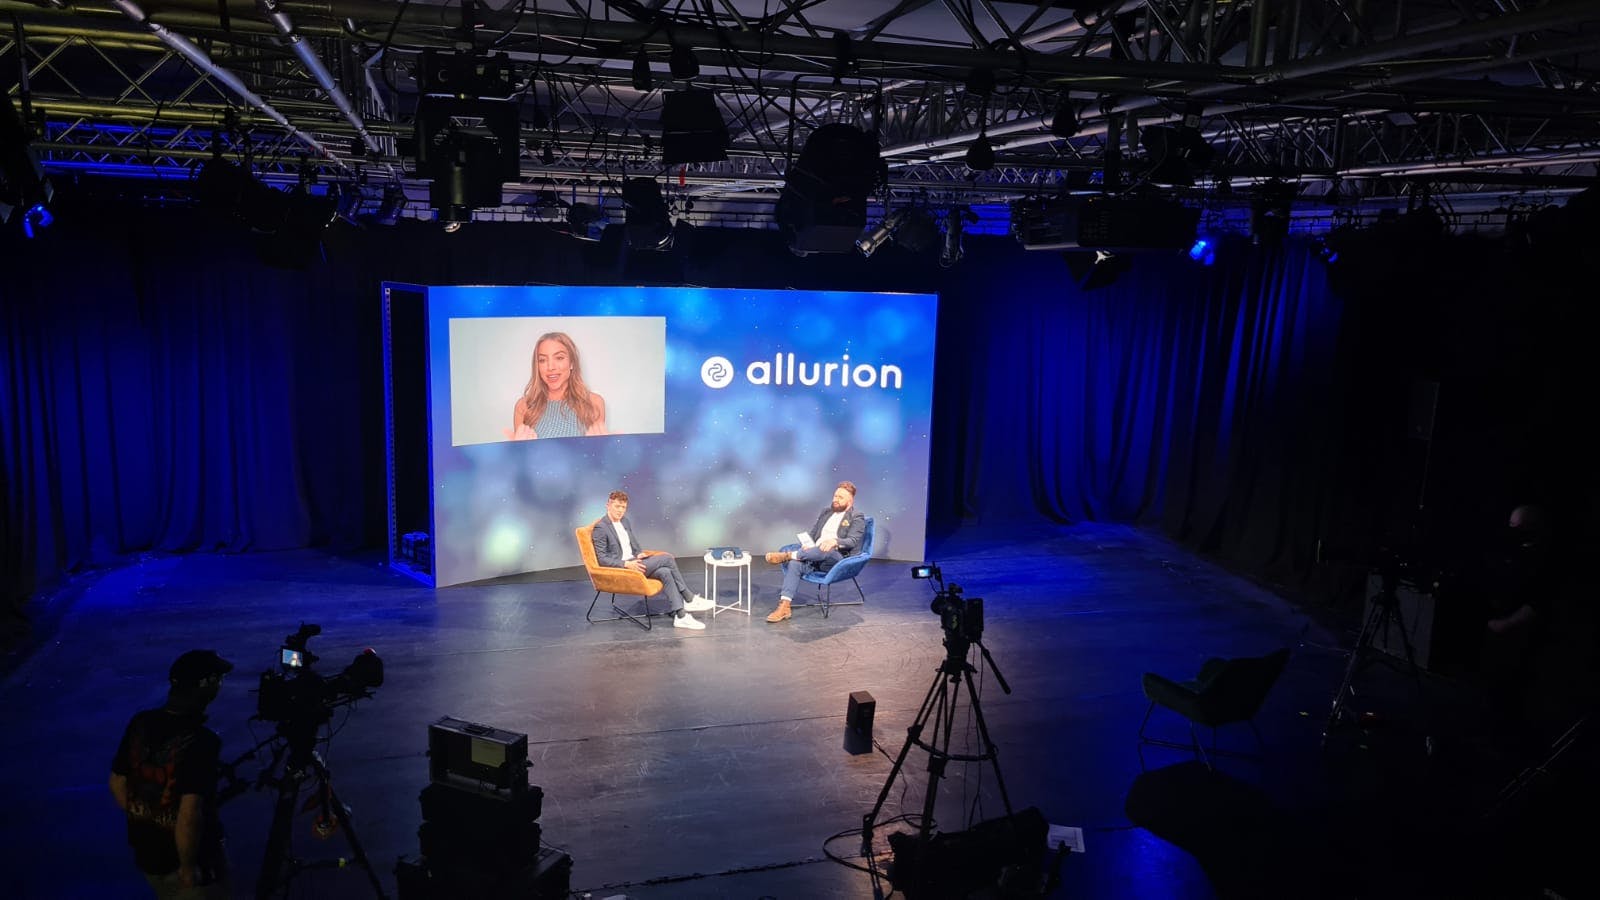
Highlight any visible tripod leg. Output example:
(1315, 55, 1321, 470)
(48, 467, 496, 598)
(319, 773, 389, 899)
(1325, 598, 1384, 743)
(864, 665, 947, 843)
(960, 667, 1015, 817)
(914, 671, 960, 842)
(257, 771, 302, 900)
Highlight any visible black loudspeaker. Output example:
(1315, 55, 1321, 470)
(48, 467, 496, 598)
(1364, 573, 1436, 670)
(1409, 381, 1439, 441)
(845, 690, 876, 754)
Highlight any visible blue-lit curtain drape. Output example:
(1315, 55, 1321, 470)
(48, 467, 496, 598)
(4, 208, 1345, 610)
(938, 239, 1342, 579)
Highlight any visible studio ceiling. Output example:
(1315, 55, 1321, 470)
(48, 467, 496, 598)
(4, 0, 1599, 233)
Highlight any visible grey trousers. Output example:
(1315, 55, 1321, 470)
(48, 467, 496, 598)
(637, 554, 692, 611)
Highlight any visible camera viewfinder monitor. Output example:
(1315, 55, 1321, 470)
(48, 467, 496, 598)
(281, 648, 305, 668)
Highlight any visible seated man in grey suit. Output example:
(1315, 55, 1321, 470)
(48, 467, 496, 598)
(592, 490, 713, 630)
(762, 481, 867, 623)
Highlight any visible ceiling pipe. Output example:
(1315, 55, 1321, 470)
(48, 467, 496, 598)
(106, 0, 343, 165)
(258, 0, 386, 162)
(1257, 0, 1599, 85)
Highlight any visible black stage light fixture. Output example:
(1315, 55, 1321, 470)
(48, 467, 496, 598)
(566, 200, 610, 241)
(1050, 95, 1079, 139)
(622, 177, 673, 250)
(1249, 180, 1296, 246)
(1012, 194, 1198, 252)
(966, 130, 996, 171)
(776, 123, 887, 255)
(632, 46, 653, 92)
(940, 206, 978, 267)
(660, 90, 729, 165)
(669, 44, 700, 80)
(1140, 125, 1215, 187)
(411, 50, 521, 230)
(1, 92, 54, 237)
(366, 183, 407, 226)
(854, 210, 903, 258)
(893, 207, 939, 252)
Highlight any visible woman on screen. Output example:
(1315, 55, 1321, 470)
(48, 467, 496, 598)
(507, 332, 608, 439)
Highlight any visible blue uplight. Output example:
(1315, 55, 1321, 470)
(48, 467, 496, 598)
(1188, 237, 1216, 266)
(21, 204, 53, 239)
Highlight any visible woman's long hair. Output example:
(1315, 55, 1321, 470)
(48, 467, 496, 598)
(519, 332, 601, 430)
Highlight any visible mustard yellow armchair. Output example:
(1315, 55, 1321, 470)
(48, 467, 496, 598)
(578, 524, 665, 630)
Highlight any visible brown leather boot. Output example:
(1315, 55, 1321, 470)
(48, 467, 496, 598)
(765, 599, 792, 623)
(764, 551, 791, 565)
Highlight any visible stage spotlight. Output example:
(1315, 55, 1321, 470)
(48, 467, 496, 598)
(776, 123, 886, 255)
(632, 46, 653, 92)
(20, 202, 53, 239)
(855, 211, 903, 258)
(540, 143, 556, 165)
(1249, 180, 1296, 246)
(893, 208, 938, 253)
(2, 92, 55, 237)
(1187, 236, 1216, 266)
(366, 183, 407, 226)
(669, 44, 700, 80)
(410, 51, 521, 228)
(966, 131, 995, 171)
(622, 177, 673, 250)
(567, 201, 610, 241)
(660, 90, 729, 165)
(1141, 125, 1214, 187)
(1050, 95, 1079, 139)
(940, 206, 978, 267)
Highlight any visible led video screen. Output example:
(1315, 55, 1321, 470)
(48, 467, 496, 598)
(423, 285, 937, 587)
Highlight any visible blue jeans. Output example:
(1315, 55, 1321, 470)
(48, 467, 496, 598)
(781, 547, 843, 601)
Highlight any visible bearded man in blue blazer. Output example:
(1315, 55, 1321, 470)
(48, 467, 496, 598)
(762, 481, 867, 623)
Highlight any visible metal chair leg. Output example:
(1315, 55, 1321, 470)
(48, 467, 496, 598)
(585, 590, 652, 630)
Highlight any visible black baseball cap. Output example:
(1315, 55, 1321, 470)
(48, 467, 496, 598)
(169, 649, 235, 687)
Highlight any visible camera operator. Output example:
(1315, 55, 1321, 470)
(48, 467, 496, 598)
(1480, 504, 1561, 741)
(109, 649, 233, 899)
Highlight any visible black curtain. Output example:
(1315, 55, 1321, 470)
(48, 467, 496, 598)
(6, 197, 1588, 614)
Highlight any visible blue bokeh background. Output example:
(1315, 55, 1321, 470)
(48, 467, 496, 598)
(425, 286, 938, 586)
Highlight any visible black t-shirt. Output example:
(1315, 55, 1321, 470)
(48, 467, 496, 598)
(109, 708, 224, 876)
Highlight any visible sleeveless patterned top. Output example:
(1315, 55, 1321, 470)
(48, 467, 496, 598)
(534, 400, 584, 438)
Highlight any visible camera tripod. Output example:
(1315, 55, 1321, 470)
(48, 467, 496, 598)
(239, 724, 388, 900)
(1324, 581, 1430, 748)
(862, 629, 1015, 892)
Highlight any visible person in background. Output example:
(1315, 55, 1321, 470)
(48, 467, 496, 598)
(109, 649, 233, 898)
(762, 481, 867, 623)
(592, 490, 713, 630)
(506, 331, 608, 439)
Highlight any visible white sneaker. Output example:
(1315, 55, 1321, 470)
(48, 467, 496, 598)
(672, 612, 706, 630)
(682, 595, 714, 613)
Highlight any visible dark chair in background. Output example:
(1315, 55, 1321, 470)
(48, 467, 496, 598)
(780, 515, 875, 618)
(1139, 648, 1291, 769)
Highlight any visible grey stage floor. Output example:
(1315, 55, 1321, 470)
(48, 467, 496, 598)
(0, 521, 1590, 899)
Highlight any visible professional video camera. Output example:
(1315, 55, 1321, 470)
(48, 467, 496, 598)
(913, 563, 984, 647)
(256, 623, 383, 727)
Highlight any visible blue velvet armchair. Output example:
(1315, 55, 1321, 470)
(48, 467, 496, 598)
(780, 515, 875, 618)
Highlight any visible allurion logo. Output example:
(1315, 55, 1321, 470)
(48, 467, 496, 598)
(701, 356, 736, 388)
(701, 352, 904, 390)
